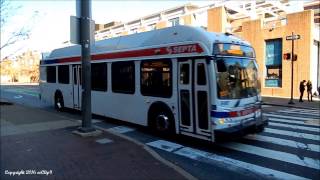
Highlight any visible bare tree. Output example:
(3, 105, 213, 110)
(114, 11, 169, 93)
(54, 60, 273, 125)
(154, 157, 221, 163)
(0, 0, 39, 55)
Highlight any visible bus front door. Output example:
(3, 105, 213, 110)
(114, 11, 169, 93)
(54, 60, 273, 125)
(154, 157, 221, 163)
(178, 59, 211, 139)
(72, 65, 81, 109)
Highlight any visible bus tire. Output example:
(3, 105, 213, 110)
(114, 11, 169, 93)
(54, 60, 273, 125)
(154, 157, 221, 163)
(54, 91, 64, 111)
(148, 104, 175, 136)
(255, 124, 265, 133)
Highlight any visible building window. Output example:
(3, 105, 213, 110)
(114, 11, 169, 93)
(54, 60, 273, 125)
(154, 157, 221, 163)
(91, 63, 107, 91)
(169, 18, 180, 27)
(130, 28, 138, 34)
(112, 61, 135, 94)
(265, 39, 282, 87)
(58, 65, 69, 84)
(148, 23, 156, 31)
(46, 66, 56, 83)
(141, 59, 172, 97)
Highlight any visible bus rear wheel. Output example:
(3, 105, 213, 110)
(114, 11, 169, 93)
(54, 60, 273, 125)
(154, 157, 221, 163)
(54, 93, 64, 111)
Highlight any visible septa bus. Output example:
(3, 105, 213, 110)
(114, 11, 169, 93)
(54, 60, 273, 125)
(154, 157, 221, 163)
(40, 25, 268, 142)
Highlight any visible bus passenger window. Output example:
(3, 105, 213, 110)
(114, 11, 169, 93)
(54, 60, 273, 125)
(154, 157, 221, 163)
(197, 63, 206, 85)
(141, 59, 172, 97)
(91, 63, 107, 91)
(112, 61, 135, 94)
(46, 66, 56, 83)
(180, 64, 189, 84)
(58, 65, 70, 84)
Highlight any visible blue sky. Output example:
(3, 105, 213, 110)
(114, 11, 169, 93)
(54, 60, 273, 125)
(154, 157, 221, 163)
(1, 0, 213, 59)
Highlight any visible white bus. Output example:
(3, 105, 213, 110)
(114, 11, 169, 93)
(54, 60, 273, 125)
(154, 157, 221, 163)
(40, 26, 267, 142)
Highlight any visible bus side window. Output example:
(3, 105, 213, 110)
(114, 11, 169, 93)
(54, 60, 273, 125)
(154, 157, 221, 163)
(197, 63, 206, 85)
(141, 59, 172, 97)
(112, 61, 135, 94)
(91, 63, 107, 91)
(46, 66, 56, 83)
(58, 65, 70, 84)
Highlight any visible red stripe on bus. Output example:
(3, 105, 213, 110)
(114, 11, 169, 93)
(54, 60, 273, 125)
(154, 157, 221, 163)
(49, 43, 204, 64)
(59, 57, 81, 63)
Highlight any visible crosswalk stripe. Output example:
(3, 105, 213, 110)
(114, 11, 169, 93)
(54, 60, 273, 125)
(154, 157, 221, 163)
(269, 118, 320, 127)
(284, 108, 320, 113)
(220, 142, 320, 170)
(146, 140, 183, 152)
(147, 140, 310, 180)
(264, 113, 319, 121)
(269, 122, 320, 132)
(277, 110, 319, 116)
(245, 134, 320, 153)
(265, 128, 320, 141)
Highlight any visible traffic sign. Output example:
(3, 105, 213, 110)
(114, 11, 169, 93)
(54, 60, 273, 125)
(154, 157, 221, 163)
(286, 34, 300, 40)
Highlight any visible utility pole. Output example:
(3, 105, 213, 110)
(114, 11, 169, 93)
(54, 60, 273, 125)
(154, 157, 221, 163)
(76, 0, 94, 132)
(286, 32, 300, 105)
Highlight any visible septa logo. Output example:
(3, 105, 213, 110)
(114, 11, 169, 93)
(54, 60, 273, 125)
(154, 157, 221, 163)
(166, 44, 203, 54)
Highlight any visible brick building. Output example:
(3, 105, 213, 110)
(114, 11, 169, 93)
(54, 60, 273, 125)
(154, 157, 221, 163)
(94, 0, 319, 98)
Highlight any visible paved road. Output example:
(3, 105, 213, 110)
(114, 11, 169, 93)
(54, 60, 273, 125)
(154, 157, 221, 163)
(1, 85, 320, 180)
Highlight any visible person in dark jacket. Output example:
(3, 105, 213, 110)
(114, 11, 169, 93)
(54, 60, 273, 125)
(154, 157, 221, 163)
(299, 80, 306, 102)
(306, 80, 313, 102)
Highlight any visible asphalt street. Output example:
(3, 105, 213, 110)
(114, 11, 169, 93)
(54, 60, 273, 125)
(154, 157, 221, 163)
(1, 84, 320, 180)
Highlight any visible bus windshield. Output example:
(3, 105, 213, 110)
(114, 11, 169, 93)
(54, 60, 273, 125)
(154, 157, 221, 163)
(215, 58, 261, 99)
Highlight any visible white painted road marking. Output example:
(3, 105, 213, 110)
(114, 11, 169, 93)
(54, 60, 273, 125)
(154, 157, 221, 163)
(245, 134, 320, 153)
(108, 126, 135, 134)
(96, 138, 113, 144)
(269, 118, 320, 127)
(264, 113, 319, 121)
(220, 142, 320, 170)
(146, 140, 184, 152)
(147, 140, 310, 180)
(279, 108, 320, 113)
(269, 122, 320, 132)
(277, 110, 319, 116)
(13, 95, 23, 99)
(265, 128, 320, 141)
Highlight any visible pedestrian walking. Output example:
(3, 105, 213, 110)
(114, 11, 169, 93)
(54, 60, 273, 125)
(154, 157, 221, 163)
(306, 80, 313, 102)
(299, 80, 306, 102)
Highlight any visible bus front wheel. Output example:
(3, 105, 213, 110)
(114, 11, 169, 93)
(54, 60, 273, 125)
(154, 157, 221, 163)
(150, 110, 175, 136)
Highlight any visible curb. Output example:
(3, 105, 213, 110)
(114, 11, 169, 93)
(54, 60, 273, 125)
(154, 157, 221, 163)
(95, 125, 197, 180)
(262, 102, 319, 110)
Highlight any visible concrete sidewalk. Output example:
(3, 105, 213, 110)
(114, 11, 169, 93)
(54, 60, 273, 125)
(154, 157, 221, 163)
(0, 102, 193, 180)
(262, 96, 320, 110)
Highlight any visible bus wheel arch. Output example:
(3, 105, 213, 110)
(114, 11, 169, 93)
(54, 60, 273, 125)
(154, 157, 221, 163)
(54, 90, 64, 111)
(148, 102, 175, 135)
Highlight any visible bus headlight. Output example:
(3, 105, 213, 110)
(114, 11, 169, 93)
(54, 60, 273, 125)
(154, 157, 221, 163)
(219, 119, 225, 124)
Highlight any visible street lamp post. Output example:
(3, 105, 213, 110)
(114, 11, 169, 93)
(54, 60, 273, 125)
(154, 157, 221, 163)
(77, 0, 94, 132)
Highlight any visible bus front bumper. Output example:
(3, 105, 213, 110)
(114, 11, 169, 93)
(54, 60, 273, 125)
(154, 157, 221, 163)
(213, 115, 268, 134)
